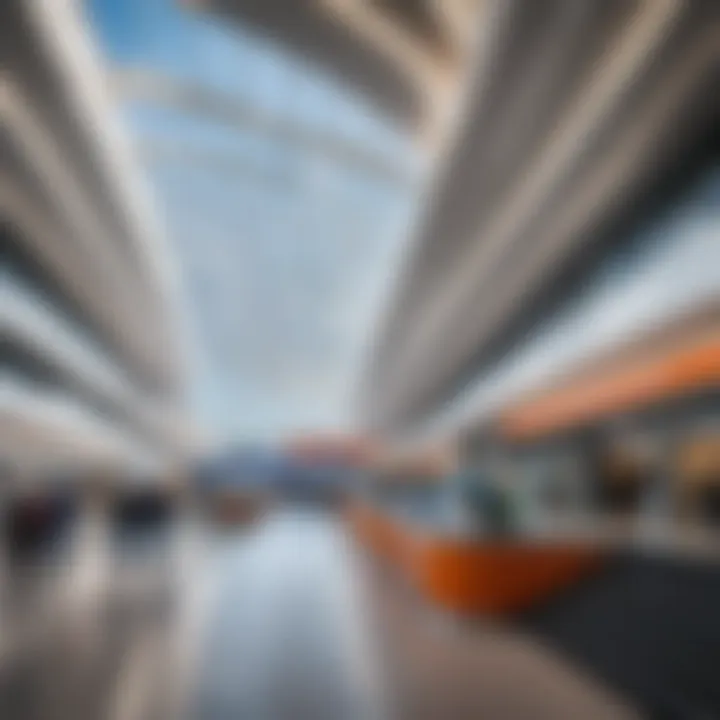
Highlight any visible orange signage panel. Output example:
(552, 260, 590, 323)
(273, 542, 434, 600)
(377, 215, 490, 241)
(502, 336, 720, 441)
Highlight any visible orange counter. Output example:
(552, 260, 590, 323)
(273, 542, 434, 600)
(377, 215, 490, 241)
(347, 500, 602, 616)
(408, 536, 601, 615)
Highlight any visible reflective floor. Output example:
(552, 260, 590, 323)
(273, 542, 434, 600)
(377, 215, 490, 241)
(0, 509, 641, 720)
(191, 512, 382, 720)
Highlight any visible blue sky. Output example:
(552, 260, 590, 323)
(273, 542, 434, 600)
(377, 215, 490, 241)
(89, 0, 418, 443)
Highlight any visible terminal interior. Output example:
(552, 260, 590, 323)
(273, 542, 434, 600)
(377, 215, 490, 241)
(1, 1, 719, 719)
